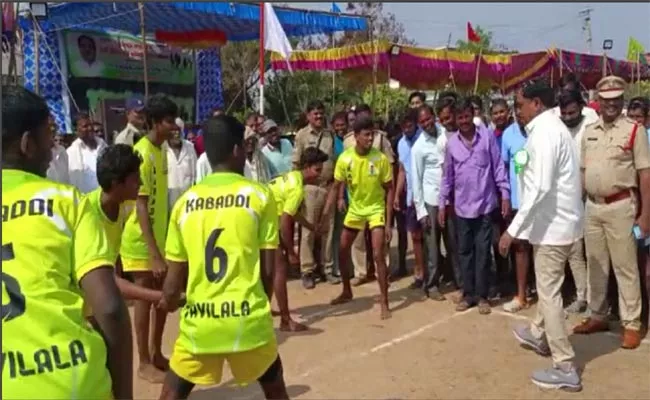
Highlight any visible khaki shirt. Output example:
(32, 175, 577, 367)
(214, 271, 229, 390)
(114, 123, 143, 147)
(342, 129, 395, 164)
(292, 125, 335, 184)
(581, 114, 650, 197)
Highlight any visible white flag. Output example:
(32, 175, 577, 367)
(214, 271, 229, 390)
(263, 3, 293, 72)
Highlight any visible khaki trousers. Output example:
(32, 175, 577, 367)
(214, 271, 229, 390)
(568, 239, 588, 302)
(530, 244, 576, 368)
(300, 185, 334, 275)
(584, 197, 642, 330)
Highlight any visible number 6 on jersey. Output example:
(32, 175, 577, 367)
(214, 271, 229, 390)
(204, 228, 228, 283)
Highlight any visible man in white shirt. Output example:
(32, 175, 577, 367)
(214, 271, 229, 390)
(411, 106, 452, 301)
(557, 89, 597, 314)
(551, 72, 599, 123)
(115, 96, 146, 146)
(499, 79, 583, 392)
(166, 126, 197, 210)
(195, 151, 212, 184)
(67, 112, 107, 193)
(46, 118, 69, 184)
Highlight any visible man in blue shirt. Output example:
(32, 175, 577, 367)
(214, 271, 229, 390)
(395, 108, 425, 289)
(500, 118, 531, 314)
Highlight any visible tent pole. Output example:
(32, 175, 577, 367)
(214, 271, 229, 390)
(139, 3, 149, 98)
(473, 46, 483, 94)
(31, 13, 40, 94)
(369, 18, 377, 109)
(259, 2, 265, 116)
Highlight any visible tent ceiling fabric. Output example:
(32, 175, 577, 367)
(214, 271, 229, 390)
(46, 2, 368, 41)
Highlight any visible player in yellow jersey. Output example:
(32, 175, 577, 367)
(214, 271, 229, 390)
(120, 94, 178, 383)
(1, 86, 133, 399)
(83, 144, 167, 320)
(157, 115, 289, 400)
(268, 147, 329, 332)
(322, 115, 395, 320)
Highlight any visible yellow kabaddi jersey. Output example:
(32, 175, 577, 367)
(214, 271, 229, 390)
(2, 170, 113, 399)
(81, 188, 127, 317)
(334, 147, 392, 217)
(165, 172, 279, 355)
(267, 170, 304, 217)
(120, 136, 168, 260)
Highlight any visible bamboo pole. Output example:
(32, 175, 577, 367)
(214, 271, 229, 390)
(138, 3, 149, 98)
(636, 50, 642, 96)
(601, 51, 607, 78)
(473, 46, 483, 94)
(559, 48, 563, 77)
(369, 18, 377, 109)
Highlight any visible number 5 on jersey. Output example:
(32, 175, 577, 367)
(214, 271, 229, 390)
(2, 243, 27, 322)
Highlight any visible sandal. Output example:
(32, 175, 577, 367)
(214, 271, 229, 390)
(502, 297, 528, 314)
(456, 300, 471, 312)
(478, 299, 492, 315)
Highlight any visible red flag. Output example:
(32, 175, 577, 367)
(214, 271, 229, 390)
(467, 22, 481, 43)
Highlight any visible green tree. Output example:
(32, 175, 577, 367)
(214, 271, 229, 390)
(361, 83, 409, 121)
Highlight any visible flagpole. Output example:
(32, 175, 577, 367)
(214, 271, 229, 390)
(259, 2, 265, 116)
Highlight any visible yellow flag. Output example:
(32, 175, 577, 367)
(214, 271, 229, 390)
(626, 37, 646, 63)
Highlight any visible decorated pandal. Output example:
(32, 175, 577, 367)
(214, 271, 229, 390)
(271, 40, 650, 91)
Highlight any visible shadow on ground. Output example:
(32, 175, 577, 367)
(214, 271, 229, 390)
(291, 286, 427, 327)
(190, 383, 310, 400)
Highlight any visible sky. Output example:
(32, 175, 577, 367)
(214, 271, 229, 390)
(292, 2, 650, 60)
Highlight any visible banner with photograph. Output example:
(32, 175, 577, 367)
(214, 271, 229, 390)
(64, 30, 195, 85)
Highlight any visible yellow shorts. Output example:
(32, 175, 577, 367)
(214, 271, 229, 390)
(120, 257, 150, 273)
(343, 211, 385, 231)
(169, 338, 279, 386)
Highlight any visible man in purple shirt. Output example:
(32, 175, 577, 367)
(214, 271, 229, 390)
(438, 98, 510, 314)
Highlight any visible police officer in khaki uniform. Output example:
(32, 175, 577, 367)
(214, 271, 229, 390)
(342, 104, 396, 285)
(574, 76, 650, 350)
(292, 100, 338, 289)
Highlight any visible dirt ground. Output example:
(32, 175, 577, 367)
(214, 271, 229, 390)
(132, 246, 650, 400)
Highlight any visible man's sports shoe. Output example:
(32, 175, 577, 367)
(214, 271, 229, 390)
(531, 365, 582, 392)
(513, 325, 551, 357)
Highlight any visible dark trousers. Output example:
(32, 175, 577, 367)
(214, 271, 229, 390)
(456, 214, 493, 301)
(424, 204, 462, 292)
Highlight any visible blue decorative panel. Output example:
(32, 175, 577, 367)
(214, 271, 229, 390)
(20, 18, 67, 133)
(195, 48, 224, 123)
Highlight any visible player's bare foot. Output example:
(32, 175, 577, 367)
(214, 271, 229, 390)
(138, 363, 166, 383)
(279, 318, 308, 332)
(152, 353, 170, 371)
(330, 292, 353, 305)
(380, 307, 392, 320)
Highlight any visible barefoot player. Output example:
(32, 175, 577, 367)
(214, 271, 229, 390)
(158, 115, 289, 400)
(268, 147, 329, 331)
(120, 94, 178, 383)
(322, 115, 395, 319)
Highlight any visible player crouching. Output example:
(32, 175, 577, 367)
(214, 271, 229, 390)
(268, 147, 329, 331)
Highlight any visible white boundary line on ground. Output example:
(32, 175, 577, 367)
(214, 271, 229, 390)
(492, 309, 650, 346)
(297, 308, 475, 379)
